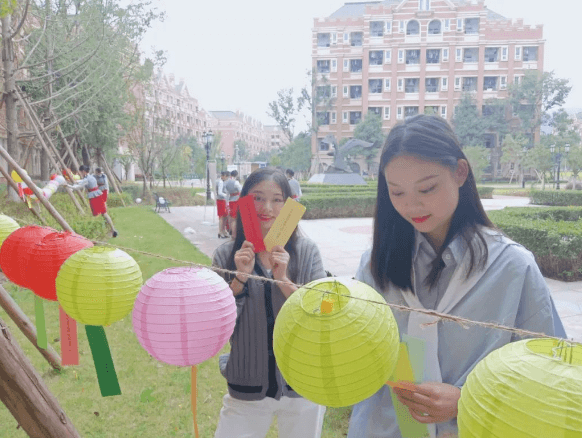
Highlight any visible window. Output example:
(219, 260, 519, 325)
(343, 32, 349, 43)
(331, 86, 337, 97)
(384, 78, 391, 92)
(501, 46, 508, 61)
(332, 33, 337, 44)
(370, 21, 384, 37)
(350, 111, 362, 125)
(317, 60, 330, 73)
(419, 0, 430, 10)
(369, 79, 383, 93)
(331, 112, 337, 124)
(369, 51, 384, 65)
(514, 75, 521, 85)
(483, 77, 498, 91)
(350, 59, 363, 72)
(399, 20, 405, 33)
(444, 19, 450, 31)
(397, 78, 404, 92)
(407, 20, 420, 35)
(397, 106, 403, 119)
(455, 48, 462, 62)
(482, 105, 503, 117)
(386, 21, 392, 34)
(331, 59, 337, 72)
(462, 77, 478, 91)
(384, 106, 391, 120)
(425, 78, 439, 92)
(464, 18, 479, 34)
(426, 49, 440, 64)
(441, 106, 447, 118)
(343, 85, 348, 97)
(500, 76, 507, 89)
(368, 107, 382, 116)
(350, 85, 362, 99)
(443, 48, 449, 61)
(316, 86, 331, 98)
(351, 32, 363, 46)
(342, 111, 348, 123)
(457, 18, 463, 32)
(463, 48, 479, 63)
(319, 139, 329, 151)
(484, 47, 499, 62)
(454, 77, 461, 90)
(515, 46, 521, 60)
(343, 59, 349, 72)
(406, 49, 421, 64)
(441, 77, 448, 91)
(317, 33, 330, 47)
(398, 49, 404, 63)
(405, 106, 419, 117)
(428, 20, 441, 35)
(424, 106, 439, 115)
(405, 78, 420, 93)
(523, 47, 538, 61)
(316, 112, 330, 125)
(385, 50, 392, 63)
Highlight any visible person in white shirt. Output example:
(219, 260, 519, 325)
(285, 169, 302, 200)
(216, 171, 230, 238)
(224, 170, 243, 238)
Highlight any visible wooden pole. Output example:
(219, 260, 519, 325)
(0, 164, 47, 225)
(97, 150, 126, 207)
(14, 91, 86, 215)
(0, 144, 73, 232)
(0, 284, 62, 371)
(0, 316, 80, 437)
(55, 128, 80, 171)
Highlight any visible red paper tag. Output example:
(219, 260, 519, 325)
(238, 195, 266, 253)
(59, 306, 79, 366)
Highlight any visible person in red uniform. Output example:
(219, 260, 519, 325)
(225, 170, 243, 239)
(94, 168, 109, 201)
(68, 165, 118, 237)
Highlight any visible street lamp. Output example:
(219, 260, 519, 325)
(551, 144, 570, 190)
(203, 130, 214, 201)
(220, 151, 226, 172)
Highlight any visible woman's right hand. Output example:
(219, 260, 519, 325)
(234, 241, 255, 281)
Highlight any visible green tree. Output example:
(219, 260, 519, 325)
(500, 134, 529, 185)
(277, 132, 312, 172)
(452, 94, 486, 147)
(267, 88, 296, 142)
(234, 139, 248, 161)
(352, 112, 384, 172)
(523, 138, 554, 190)
(566, 144, 582, 186)
(463, 146, 488, 183)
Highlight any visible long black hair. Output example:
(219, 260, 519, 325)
(371, 114, 494, 292)
(226, 168, 300, 282)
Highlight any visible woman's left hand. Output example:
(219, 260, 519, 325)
(269, 245, 290, 282)
(392, 382, 461, 424)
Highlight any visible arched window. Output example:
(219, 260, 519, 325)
(407, 20, 420, 35)
(428, 20, 441, 35)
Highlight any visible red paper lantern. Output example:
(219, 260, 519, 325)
(0, 225, 56, 288)
(27, 231, 94, 301)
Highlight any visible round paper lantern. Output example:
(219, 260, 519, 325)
(0, 225, 56, 288)
(458, 338, 582, 437)
(56, 246, 143, 326)
(27, 231, 93, 301)
(273, 277, 400, 407)
(132, 266, 237, 367)
(0, 215, 19, 248)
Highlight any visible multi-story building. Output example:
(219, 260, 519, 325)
(264, 125, 291, 150)
(311, 0, 544, 174)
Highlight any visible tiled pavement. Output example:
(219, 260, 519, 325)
(159, 196, 582, 342)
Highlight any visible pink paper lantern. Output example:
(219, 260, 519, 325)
(132, 266, 237, 367)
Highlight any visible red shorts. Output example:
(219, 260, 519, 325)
(101, 189, 108, 201)
(228, 200, 239, 218)
(217, 200, 228, 218)
(89, 195, 107, 216)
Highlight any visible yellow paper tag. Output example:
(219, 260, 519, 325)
(320, 299, 334, 314)
(264, 198, 306, 252)
(26, 196, 32, 208)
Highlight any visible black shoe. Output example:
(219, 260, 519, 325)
(112, 231, 118, 238)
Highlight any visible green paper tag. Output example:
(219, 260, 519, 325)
(34, 295, 47, 350)
(85, 325, 121, 397)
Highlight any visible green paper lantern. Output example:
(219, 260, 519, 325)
(458, 338, 582, 437)
(273, 277, 400, 407)
(0, 215, 19, 248)
(56, 246, 143, 326)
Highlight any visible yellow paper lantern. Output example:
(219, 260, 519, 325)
(56, 246, 143, 326)
(0, 215, 19, 248)
(273, 277, 400, 407)
(11, 169, 24, 183)
(458, 338, 582, 437)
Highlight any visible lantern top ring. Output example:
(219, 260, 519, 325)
(525, 339, 582, 367)
(300, 280, 353, 317)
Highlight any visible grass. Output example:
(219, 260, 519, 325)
(0, 206, 351, 437)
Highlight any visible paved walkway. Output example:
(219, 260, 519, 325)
(159, 196, 581, 342)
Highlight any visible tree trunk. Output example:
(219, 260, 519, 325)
(2, 14, 20, 201)
(40, 146, 50, 180)
(82, 145, 90, 167)
(0, 316, 80, 437)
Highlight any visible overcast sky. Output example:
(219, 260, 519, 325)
(134, 0, 580, 132)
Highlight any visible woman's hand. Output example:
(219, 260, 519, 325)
(233, 241, 255, 282)
(269, 245, 290, 281)
(392, 382, 461, 424)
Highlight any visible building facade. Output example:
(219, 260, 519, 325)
(311, 0, 544, 174)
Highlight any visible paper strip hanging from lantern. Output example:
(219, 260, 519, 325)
(0, 225, 56, 288)
(133, 266, 237, 438)
(273, 277, 400, 408)
(56, 246, 143, 397)
(0, 215, 19, 248)
(458, 338, 582, 437)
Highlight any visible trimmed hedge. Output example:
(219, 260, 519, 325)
(530, 190, 582, 206)
(299, 194, 376, 219)
(488, 207, 582, 281)
(476, 186, 494, 199)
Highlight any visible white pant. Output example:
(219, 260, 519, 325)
(214, 394, 326, 438)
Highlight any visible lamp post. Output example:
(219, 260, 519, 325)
(551, 144, 570, 190)
(220, 151, 226, 172)
(203, 130, 214, 201)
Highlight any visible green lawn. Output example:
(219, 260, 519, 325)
(0, 206, 351, 437)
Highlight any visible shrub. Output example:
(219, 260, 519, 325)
(476, 186, 494, 199)
(488, 207, 582, 281)
(299, 194, 376, 219)
(529, 190, 582, 206)
(107, 193, 133, 208)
